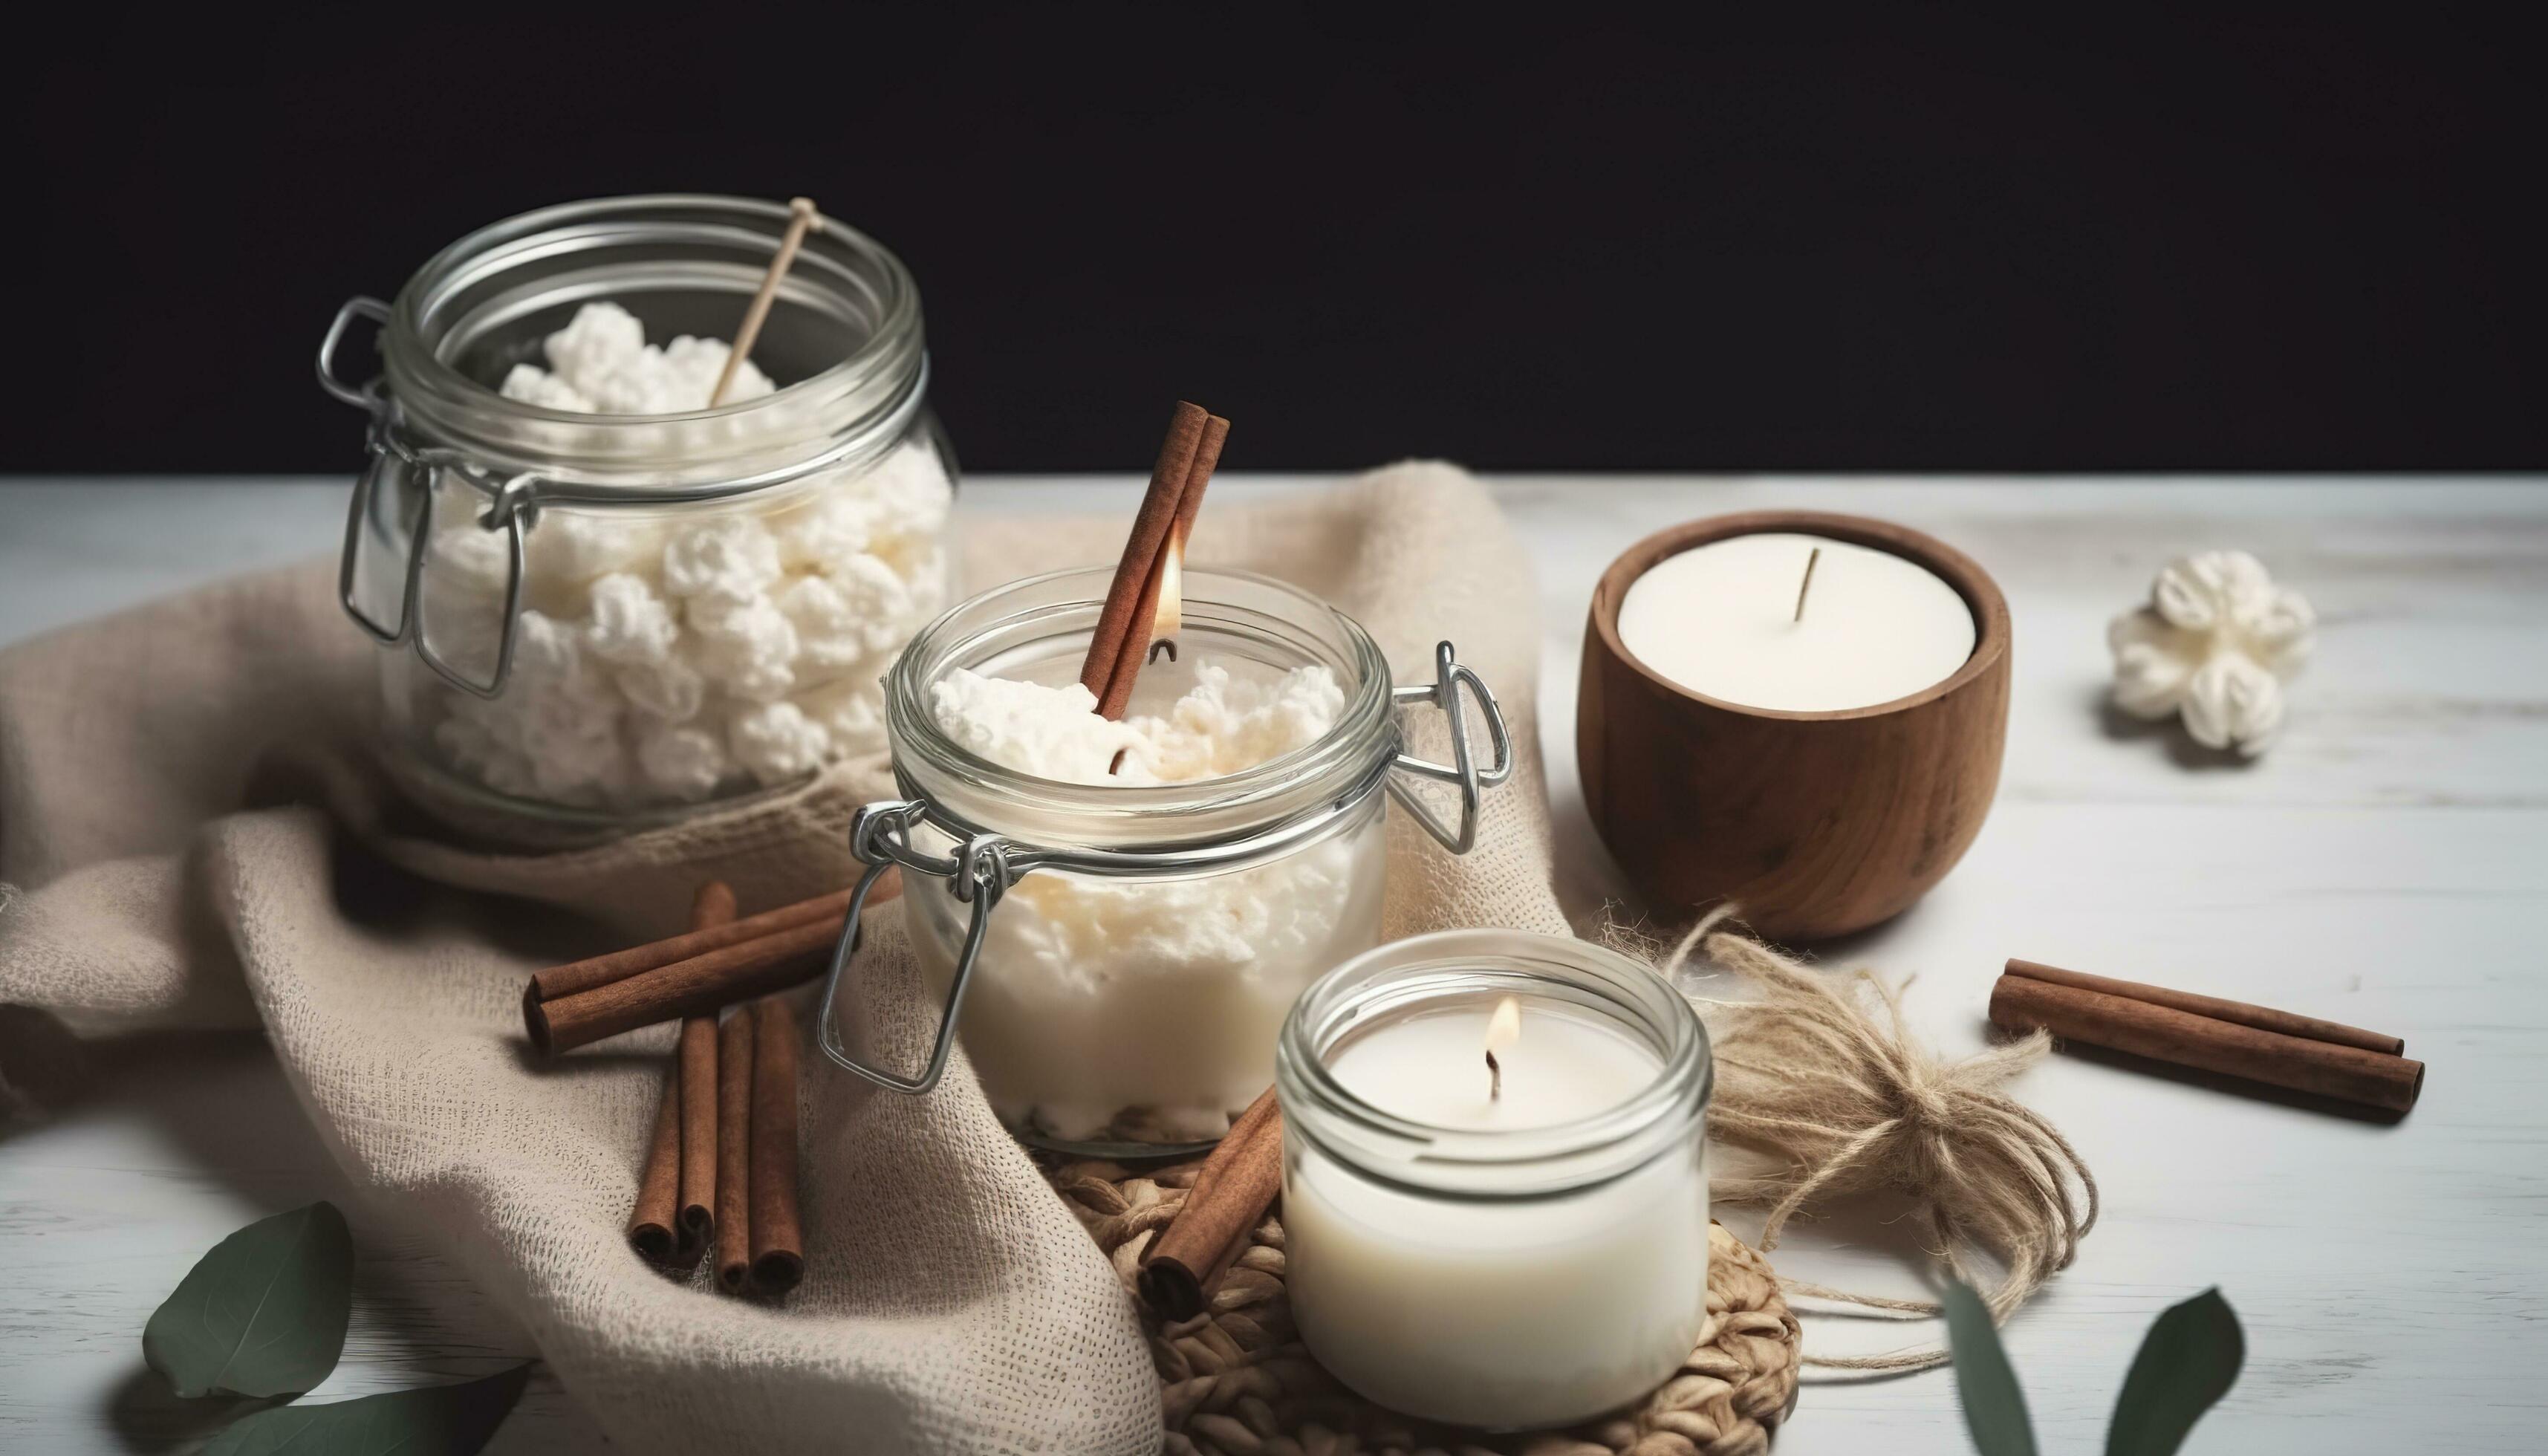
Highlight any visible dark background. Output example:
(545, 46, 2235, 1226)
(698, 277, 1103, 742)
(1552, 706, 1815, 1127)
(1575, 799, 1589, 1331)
(14, 7, 2544, 475)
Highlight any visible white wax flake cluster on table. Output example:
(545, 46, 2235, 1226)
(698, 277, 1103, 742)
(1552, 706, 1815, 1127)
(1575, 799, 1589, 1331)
(416, 303, 952, 810)
(928, 660, 1345, 785)
(2108, 550, 2315, 755)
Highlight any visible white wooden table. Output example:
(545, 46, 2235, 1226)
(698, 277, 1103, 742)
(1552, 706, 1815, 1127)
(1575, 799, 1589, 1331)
(3, 475, 2543, 1454)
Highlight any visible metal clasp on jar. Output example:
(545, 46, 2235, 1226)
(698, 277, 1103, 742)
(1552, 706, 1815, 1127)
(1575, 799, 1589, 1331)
(813, 642, 1515, 1095)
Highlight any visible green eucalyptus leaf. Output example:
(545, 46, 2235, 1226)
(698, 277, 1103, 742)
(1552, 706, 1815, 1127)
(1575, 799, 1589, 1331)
(198, 1364, 532, 1456)
(2107, 1288, 2244, 1456)
(142, 1200, 353, 1398)
(1943, 1279, 2038, 1456)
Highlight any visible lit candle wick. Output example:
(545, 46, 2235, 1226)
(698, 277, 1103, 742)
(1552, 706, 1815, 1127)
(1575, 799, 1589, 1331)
(1483, 995, 1521, 1102)
(1793, 545, 1821, 623)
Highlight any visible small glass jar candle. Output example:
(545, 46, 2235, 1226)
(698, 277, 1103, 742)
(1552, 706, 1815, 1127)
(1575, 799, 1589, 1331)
(813, 568, 1513, 1155)
(317, 195, 958, 837)
(1275, 929, 1712, 1429)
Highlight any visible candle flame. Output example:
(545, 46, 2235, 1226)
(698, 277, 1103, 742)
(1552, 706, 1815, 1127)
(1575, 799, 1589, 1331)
(1151, 537, 1184, 641)
(1484, 995, 1522, 1053)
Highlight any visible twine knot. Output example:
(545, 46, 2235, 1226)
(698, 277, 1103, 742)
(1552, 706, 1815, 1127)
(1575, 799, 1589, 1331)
(1658, 908, 2099, 1373)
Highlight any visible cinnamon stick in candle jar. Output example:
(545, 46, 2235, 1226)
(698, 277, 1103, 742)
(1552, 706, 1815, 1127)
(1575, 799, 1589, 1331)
(1081, 402, 1230, 721)
(1099, 412, 1229, 720)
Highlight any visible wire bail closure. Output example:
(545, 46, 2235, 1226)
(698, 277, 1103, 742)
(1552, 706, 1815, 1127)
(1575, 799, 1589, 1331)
(813, 642, 1515, 1094)
(315, 293, 933, 699)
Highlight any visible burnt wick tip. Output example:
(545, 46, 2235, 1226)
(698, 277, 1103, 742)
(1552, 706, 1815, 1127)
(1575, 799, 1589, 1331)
(1149, 638, 1177, 663)
(1485, 1048, 1502, 1102)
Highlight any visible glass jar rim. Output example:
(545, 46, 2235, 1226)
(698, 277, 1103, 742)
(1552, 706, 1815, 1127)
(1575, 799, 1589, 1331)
(1278, 929, 1712, 1197)
(885, 565, 1401, 846)
(380, 193, 927, 481)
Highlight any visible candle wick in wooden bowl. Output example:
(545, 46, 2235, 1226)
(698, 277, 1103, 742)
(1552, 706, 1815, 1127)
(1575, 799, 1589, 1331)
(710, 196, 822, 408)
(1793, 545, 1822, 623)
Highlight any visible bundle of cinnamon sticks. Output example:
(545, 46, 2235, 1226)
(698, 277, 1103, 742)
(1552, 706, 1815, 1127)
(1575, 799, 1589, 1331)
(1082, 400, 1229, 722)
(1989, 958, 2423, 1114)
(625, 882, 809, 1293)
(523, 873, 901, 1054)
(1137, 1086, 1284, 1320)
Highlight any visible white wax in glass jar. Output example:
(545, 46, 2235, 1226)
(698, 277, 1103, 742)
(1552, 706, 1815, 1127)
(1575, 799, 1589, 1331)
(1617, 532, 1975, 712)
(1287, 999, 1709, 1429)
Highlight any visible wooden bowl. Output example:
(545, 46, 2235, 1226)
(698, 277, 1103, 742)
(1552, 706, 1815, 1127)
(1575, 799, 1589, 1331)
(1578, 511, 2011, 941)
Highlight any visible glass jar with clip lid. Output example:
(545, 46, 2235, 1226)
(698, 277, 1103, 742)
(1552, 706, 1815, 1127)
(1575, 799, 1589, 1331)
(812, 565, 1516, 1156)
(315, 194, 957, 839)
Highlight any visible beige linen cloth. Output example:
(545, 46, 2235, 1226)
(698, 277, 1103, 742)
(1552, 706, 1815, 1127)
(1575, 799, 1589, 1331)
(0, 462, 1569, 1455)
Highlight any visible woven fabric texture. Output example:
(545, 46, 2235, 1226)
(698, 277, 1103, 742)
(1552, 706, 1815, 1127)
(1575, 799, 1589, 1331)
(0, 463, 1566, 1455)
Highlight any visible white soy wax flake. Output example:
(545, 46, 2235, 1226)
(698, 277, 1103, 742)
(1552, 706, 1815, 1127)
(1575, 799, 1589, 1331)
(583, 573, 682, 666)
(617, 652, 708, 724)
(636, 722, 732, 802)
(500, 301, 774, 415)
(687, 594, 801, 702)
(728, 700, 831, 783)
(662, 516, 784, 602)
(411, 302, 954, 810)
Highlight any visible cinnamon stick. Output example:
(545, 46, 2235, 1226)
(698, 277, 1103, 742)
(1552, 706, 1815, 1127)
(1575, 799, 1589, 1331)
(1099, 412, 1228, 720)
(1140, 1087, 1283, 1319)
(526, 874, 903, 1055)
(749, 997, 806, 1295)
(675, 885, 736, 1258)
(676, 1016, 721, 1258)
(2005, 958, 2404, 1056)
(1989, 973, 2423, 1114)
(528, 887, 863, 1004)
(1082, 401, 1210, 713)
(626, 1070, 683, 1264)
(715, 1008, 756, 1293)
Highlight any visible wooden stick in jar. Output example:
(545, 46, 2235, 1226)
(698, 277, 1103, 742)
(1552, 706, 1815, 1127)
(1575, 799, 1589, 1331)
(709, 196, 821, 407)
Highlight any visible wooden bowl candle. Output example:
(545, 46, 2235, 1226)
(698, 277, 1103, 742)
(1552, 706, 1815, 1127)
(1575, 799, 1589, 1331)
(1578, 511, 2011, 941)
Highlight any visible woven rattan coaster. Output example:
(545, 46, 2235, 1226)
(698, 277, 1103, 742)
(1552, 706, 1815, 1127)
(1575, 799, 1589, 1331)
(1053, 1159, 1801, 1455)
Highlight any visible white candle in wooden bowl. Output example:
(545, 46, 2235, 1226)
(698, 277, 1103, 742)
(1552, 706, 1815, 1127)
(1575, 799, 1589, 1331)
(1275, 931, 1713, 1429)
(1617, 531, 1976, 712)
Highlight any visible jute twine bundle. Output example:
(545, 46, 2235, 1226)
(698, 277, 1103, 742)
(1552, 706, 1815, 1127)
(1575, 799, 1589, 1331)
(1053, 1160, 1801, 1456)
(1659, 910, 2101, 1372)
